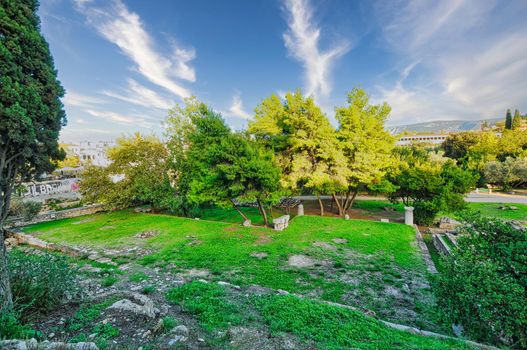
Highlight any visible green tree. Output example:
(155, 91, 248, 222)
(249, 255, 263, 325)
(505, 108, 513, 130)
(168, 101, 281, 225)
(334, 88, 395, 216)
(249, 91, 348, 216)
(388, 147, 476, 225)
(80, 134, 173, 211)
(0, 0, 66, 310)
(512, 109, 522, 130)
(484, 157, 527, 191)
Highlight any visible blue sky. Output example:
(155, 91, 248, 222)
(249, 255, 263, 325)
(39, 0, 527, 142)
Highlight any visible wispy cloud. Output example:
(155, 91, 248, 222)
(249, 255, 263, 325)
(63, 91, 106, 109)
(228, 93, 252, 120)
(282, 0, 350, 99)
(374, 0, 527, 124)
(102, 79, 175, 110)
(75, 0, 195, 98)
(84, 109, 154, 128)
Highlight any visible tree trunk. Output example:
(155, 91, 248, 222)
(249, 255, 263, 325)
(230, 199, 250, 223)
(0, 162, 14, 311)
(257, 199, 269, 227)
(317, 194, 324, 216)
(332, 193, 344, 216)
(344, 187, 360, 214)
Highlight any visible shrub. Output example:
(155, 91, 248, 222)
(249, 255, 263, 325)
(413, 201, 439, 225)
(432, 216, 527, 348)
(7, 198, 42, 221)
(8, 249, 82, 318)
(0, 310, 40, 340)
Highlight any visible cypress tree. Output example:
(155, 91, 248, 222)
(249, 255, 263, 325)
(0, 0, 66, 310)
(505, 109, 513, 130)
(512, 109, 522, 130)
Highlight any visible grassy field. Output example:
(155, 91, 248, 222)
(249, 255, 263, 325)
(465, 202, 527, 221)
(23, 210, 439, 330)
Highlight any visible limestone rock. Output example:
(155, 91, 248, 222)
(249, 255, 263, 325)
(0, 339, 98, 350)
(438, 217, 461, 230)
(107, 293, 157, 318)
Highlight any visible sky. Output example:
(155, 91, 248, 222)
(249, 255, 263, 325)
(38, 0, 527, 142)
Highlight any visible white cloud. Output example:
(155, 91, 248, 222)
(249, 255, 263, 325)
(228, 93, 252, 120)
(84, 109, 154, 128)
(63, 91, 106, 108)
(75, 0, 195, 98)
(373, 0, 527, 124)
(283, 0, 350, 99)
(102, 79, 175, 110)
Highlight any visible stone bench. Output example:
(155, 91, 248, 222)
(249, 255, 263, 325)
(272, 215, 290, 231)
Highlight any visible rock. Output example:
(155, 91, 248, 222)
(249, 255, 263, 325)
(438, 217, 461, 230)
(135, 230, 158, 239)
(380, 218, 389, 223)
(272, 215, 290, 231)
(509, 206, 519, 210)
(107, 293, 157, 318)
(47, 333, 55, 339)
(277, 289, 289, 295)
(4, 237, 18, 247)
(142, 330, 152, 339)
(452, 324, 464, 337)
(167, 336, 187, 345)
(218, 281, 241, 289)
(172, 325, 189, 336)
(509, 220, 526, 232)
(288, 254, 315, 268)
(151, 318, 164, 334)
(312, 241, 335, 250)
(198, 338, 205, 342)
(250, 252, 268, 259)
(332, 238, 347, 244)
(0, 339, 99, 350)
(344, 214, 350, 220)
(242, 219, 251, 227)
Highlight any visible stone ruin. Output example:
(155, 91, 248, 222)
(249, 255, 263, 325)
(272, 215, 290, 231)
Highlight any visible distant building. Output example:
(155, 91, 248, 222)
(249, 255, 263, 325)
(396, 134, 449, 146)
(66, 141, 114, 167)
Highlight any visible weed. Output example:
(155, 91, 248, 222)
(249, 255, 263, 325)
(142, 285, 155, 294)
(101, 276, 118, 287)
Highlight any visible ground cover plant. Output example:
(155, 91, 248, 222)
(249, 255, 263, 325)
(22, 210, 441, 331)
(166, 281, 472, 350)
(464, 202, 527, 221)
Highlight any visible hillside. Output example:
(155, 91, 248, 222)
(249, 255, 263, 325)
(388, 118, 501, 134)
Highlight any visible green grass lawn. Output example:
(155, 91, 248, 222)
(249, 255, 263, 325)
(23, 210, 438, 330)
(352, 200, 404, 213)
(465, 202, 527, 221)
(197, 206, 280, 225)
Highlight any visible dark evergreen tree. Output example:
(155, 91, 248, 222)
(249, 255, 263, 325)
(512, 109, 522, 130)
(0, 0, 66, 310)
(505, 109, 513, 130)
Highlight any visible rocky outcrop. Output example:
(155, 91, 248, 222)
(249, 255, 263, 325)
(107, 292, 157, 318)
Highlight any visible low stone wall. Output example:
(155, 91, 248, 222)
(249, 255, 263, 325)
(7, 204, 105, 228)
(433, 234, 452, 256)
(413, 225, 437, 274)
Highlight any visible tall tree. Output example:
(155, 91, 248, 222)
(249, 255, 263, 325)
(249, 91, 348, 216)
(334, 88, 395, 215)
(0, 0, 66, 310)
(512, 109, 522, 130)
(505, 109, 513, 130)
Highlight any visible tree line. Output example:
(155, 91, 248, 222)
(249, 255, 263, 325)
(80, 89, 477, 226)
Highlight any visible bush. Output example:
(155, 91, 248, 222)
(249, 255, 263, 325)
(432, 216, 527, 348)
(8, 249, 82, 318)
(8, 198, 42, 221)
(0, 310, 40, 340)
(414, 201, 439, 225)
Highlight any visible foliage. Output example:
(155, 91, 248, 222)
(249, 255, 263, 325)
(166, 99, 282, 223)
(484, 157, 527, 190)
(67, 298, 118, 332)
(249, 91, 348, 215)
(0, 310, 40, 340)
(432, 216, 527, 347)
(56, 153, 80, 169)
(498, 129, 527, 160)
(1, 0, 67, 310)
(505, 109, 513, 130)
(8, 198, 42, 220)
(80, 133, 174, 211)
(442, 131, 498, 171)
(166, 281, 241, 331)
(388, 146, 476, 224)
(8, 249, 81, 318)
(92, 323, 120, 339)
(334, 88, 395, 214)
(255, 294, 470, 350)
(512, 109, 522, 130)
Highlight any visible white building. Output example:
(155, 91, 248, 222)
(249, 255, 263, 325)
(396, 134, 449, 146)
(67, 141, 114, 167)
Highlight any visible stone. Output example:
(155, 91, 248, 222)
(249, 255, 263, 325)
(272, 215, 290, 231)
(242, 219, 251, 227)
(332, 238, 347, 244)
(250, 252, 268, 259)
(218, 281, 241, 289)
(135, 230, 158, 239)
(344, 214, 350, 220)
(312, 241, 335, 250)
(107, 293, 156, 318)
(167, 336, 187, 345)
(277, 289, 290, 295)
(380, 218, 390, 223)
(288, 254, 314, 268)
(172, 325, 189, 336)
(297, 204, 304, 216)
(0, 339, 99, 350)
(404, 206, 414, 226)
(438, 216, 461, 230)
